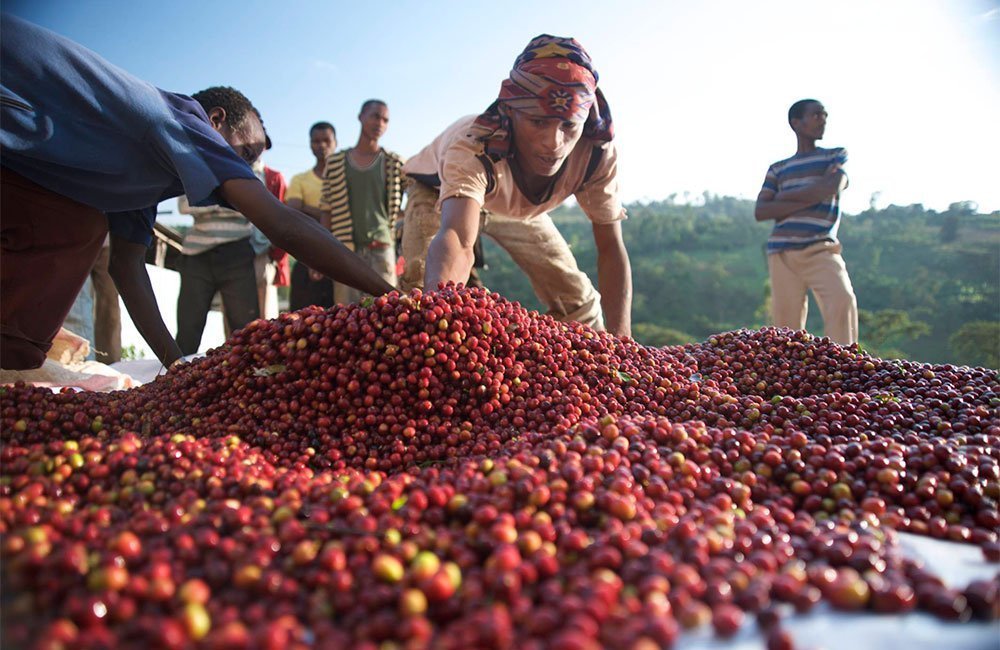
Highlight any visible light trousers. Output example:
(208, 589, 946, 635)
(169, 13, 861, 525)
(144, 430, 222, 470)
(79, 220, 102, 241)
(400, 181, 603, 330)
(334, 244, 397, 306)
(768, 240, 858, 345)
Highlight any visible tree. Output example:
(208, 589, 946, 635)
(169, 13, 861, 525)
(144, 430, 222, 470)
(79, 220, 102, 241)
(859, 310, 931, 355)
(949, 321, 1000, 369)
(476, 198, 997, 365)
(939, 214, 960, 243)
(633, 323, 696, 347)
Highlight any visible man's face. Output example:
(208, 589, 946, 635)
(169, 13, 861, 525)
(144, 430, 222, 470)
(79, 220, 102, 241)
(792, 102, 828, 140)
(509, 109, 586, 177)
(216, 113, 267, 164)
(310, 128, 337, 161)
(359, 104, 389, 141)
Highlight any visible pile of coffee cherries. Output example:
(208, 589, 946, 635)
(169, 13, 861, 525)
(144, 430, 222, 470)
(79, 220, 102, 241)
(2, 286, 997, 649)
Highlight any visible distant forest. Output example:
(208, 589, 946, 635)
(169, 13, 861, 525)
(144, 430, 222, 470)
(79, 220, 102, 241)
(476, 196, 1000, 369)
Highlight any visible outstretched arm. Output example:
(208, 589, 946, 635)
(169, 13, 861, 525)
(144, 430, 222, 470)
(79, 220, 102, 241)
(107, 236, 183, 366)
(220, 178, 394, 296)
(424, 197, 481, 290)
(284, 197, 331, 280)
(285, 197, 329, 223)
(592, 221, 632, 337)
(754, 188, 811, 222)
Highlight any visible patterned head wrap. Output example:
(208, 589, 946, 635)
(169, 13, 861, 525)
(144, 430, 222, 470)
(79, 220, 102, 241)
(473, 34, 614, 160)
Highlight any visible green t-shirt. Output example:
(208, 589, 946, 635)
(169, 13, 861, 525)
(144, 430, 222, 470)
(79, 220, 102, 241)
(345, 150, 390, 248)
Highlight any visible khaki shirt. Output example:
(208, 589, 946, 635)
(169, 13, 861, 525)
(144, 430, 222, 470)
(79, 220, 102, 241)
(403, 115, 626, 225)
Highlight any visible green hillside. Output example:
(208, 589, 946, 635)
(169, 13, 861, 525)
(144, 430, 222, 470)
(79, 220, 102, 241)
(477, 197, 1000, 368)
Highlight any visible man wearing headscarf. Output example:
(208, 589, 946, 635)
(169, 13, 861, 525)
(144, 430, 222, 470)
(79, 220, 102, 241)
(400, 34, 632, 336)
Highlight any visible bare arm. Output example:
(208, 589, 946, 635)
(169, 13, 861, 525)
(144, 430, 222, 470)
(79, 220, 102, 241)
(107, 236, 183, 366)
(220, 179, 393, 296)
(774, 165, 846, 204)
(285, 197, 333, 280)
(754, 188, 811, 222)
(424, 197, 481, 290)
(592, 221, 632, 337)
(774, 180, 837, 204)
(312, 203, 335, 280)
(755, 164, 848, 222)
(285, 197, 329, 223)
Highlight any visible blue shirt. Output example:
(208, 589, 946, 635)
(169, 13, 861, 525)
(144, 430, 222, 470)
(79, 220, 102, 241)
(760, 147, 848, 254)
(0, 14, 258, 246)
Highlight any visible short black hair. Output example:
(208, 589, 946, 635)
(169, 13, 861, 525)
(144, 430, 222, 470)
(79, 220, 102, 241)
(360, 99, 387, 114)
(252, 107, 272, 150)
(310, 121, 337, 138)
(191, 86, 259, 131)
(788, 99, 820, 125)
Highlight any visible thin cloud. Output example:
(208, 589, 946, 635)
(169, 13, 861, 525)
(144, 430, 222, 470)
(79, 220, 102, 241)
(312, 59, 339, 73)
(978, 7, 1000, 21)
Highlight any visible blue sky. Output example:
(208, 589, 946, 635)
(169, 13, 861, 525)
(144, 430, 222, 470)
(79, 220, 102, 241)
(6, 0, 1000, 214)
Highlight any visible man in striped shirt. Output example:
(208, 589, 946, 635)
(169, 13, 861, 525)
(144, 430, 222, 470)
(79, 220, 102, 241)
(320, 100, 404, 306)
(755, 99, 858, 345)
(175, 194, 259, 355)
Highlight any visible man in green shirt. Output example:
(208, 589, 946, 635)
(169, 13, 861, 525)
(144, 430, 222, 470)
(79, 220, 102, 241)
(320, 100, 405, 305)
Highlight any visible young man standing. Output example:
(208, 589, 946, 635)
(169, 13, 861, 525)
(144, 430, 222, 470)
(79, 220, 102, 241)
(286, 122, 338, 310)
(400, 35, 633, 337)
(755, 99, 858, 345)
(174, 186, 260, 356)
(320, 100, 405, 305)
(0, 15, 393, 370)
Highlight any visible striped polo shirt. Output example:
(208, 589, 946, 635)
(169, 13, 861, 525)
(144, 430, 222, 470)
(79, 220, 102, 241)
(176, 195, 253, 256)
(761, 147, 848, 254)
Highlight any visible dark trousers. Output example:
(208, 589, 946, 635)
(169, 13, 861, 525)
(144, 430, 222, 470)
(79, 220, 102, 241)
(176, 239, 259, 355)
(1, 168, 107, 369)
(289, 261, 333, 311)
